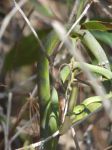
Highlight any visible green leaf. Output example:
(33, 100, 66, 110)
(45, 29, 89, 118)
(60, 65, 70, 83)
(42, 101, 51, 129)
(3, 29, 59, 71)
(43, 31, 59, 55)
(48, 111, 59, 150)
(74, 62, 112, 79)
(49, 112, 58, 133)
(81, 21, 112, 31)
(72, 31, 110, 70)
(37, 31, 59, 107)
(4, 34, 38, 70)
(75, 0, 86, 20)
(51, 87, 59, 110)
(92, 31, 112, 47)
(3, 29, 50, 71)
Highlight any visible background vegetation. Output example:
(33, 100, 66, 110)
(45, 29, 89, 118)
(0, 0, 112, 150)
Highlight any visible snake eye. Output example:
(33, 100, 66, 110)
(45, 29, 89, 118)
(73, 104, 85, 115)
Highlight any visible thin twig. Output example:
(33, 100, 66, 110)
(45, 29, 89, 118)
(67, 2, 92, 36)
(29, 85, 37, 99)
(57, 1, 92, 51)
(68, 0, 79, 24)
(93, 0, 112, 18)
(9, 84, 37, 138)
(84, 124, 93, 137)
(13, 0, 50, 61)
(104, 145, 112, 150)
(16, 106, 103, 150)
(8, 101, 29, 140)
(75, 76, 91, 86)
(10, 74, 37, 93)
(6, 78, 37, 147)
(1, 122, 7, 149)
(16, 130, 59, 150)
(0, 107, 7, 149)
(20, 7, 34, 33)
(0, 0, 27, 46)
(83, 124, 94, 148)
(0, 88, 36, 148)
(9, 113, 38, 144)
(5, 93, 12, 150)
(71, 127, 80, 150)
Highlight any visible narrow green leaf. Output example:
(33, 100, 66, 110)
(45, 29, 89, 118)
(51, 87, 59, 110)
(74, 62, 112, 79)
(72, 31, 110, 70)
(49, 112, 58, 133)
(81, 21, 112, 31)
(43, 31, 59, 56)
(60, 82, 78, 134)
(60, 66, 70, 83)
(42, 101, 51, 129)
(75, 0, 87, 20)
(92, 31, 112, 47)
(48, 111, 59, 150)
(38, 31, 59, 107)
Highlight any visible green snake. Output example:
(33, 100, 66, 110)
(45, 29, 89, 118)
(60, 92, 112, 134)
